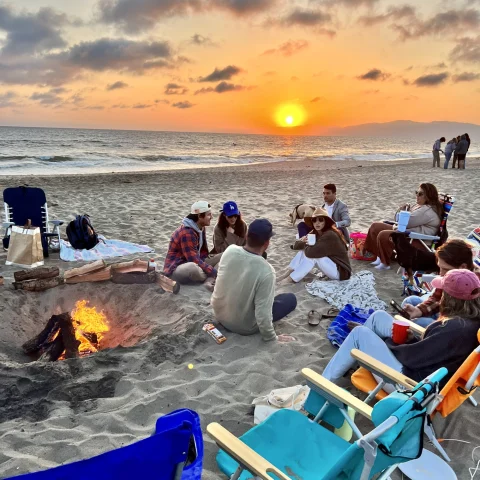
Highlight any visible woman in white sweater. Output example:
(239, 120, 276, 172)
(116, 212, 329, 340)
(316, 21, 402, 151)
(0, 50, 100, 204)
(364, 183, 442, 270)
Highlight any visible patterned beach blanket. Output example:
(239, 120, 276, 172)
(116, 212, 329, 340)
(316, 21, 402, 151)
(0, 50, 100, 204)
(60, 235, 153, 261)
(306, 270, 386, 311)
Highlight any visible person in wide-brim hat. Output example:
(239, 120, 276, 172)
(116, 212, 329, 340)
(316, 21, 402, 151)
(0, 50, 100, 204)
(278, 207, 352, 284)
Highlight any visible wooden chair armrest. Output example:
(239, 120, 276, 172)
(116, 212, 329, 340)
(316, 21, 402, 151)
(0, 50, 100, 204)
(206, 423, 290, 480)
(351, 349, 416, 389)
(394, 315, 426, 336)
(301, 368, 373, 420)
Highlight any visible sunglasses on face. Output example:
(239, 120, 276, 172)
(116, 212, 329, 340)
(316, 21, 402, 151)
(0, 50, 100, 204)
(415, 191, 425, 197)
(312, 217, 325, 223)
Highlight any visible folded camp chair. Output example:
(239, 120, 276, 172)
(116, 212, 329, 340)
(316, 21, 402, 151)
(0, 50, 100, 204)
(6, 409, 203, 480)
(466, 226, 480, 270)
(350, 320, 480, 462)
(3, 186, 63, 257)
(208, 367, 447, 480)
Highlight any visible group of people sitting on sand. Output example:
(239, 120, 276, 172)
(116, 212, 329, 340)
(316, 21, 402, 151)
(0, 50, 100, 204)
(432, 133, 471, 169)
(162, 180, 480, 388)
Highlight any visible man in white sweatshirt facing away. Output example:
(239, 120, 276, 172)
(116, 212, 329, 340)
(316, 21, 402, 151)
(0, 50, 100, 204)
(211, 219, 297, 342)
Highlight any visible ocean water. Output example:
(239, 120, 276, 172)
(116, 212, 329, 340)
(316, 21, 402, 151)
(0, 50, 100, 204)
(0, 126, 471, 176)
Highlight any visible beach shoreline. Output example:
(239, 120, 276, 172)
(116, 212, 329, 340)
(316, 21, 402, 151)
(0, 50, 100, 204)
(0, 157, 479, 479)
(0, 156, 432, 178)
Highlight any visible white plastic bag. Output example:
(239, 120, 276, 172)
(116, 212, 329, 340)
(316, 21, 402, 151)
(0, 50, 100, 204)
(252, 385, 310, 425)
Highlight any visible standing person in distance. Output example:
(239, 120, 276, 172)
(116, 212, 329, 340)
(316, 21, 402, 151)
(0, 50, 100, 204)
(454, 135, 469, 170)
(432, 137, 445, 168)
(443, 138, 457, 169)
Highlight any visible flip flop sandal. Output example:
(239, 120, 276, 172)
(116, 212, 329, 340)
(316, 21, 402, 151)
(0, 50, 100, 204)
(322, 307, 340, 318)
(308, 310, 322, 326)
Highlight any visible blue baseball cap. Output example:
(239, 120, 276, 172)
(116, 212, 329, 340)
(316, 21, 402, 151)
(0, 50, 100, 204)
(221, 201, 240, 217)
(248, 218, 275, 242)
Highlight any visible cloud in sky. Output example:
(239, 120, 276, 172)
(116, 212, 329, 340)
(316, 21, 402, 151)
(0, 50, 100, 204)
(194, 81, 247, 94)
(452, 72, 480, 82)
(0, 37, 178, 86)
(190, 34, 216, 46)
(97, 0, 278, 33)
(66, 38, 173, 72)
(172, 100, 195, 108)
(0, 4, 74, 56)
(358, 5, 416, 27)
(29, 88, 64, 105)
(0, 91, 18, 108)
(413, 72, 449, 86)
(164, 83, 188, 94)
(450, 35, 480, 64)
(261, 39, 309, 57)
(106, 80, 129, 90)
(392, 9, 480, 41)
(357, 68, 390, 81)
(198, 65, 243, 82)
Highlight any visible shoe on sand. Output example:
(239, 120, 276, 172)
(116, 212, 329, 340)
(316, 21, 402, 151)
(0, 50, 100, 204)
(308, 310, 322, 326)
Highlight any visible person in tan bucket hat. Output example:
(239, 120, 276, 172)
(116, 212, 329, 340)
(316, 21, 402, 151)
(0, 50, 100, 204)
(278, 208, 352, 284)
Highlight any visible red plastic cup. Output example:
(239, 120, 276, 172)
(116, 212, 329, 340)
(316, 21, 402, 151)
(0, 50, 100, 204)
(392, 318, 410, 344)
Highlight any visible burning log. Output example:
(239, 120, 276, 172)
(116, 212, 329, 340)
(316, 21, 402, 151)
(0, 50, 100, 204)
(155, 272, 180, 294)
(14, 266, 60, 282)
(110, 259, 149, 274)
(65, 266, 112, 284)
(111, 270, 157, 285)
(13, 276, 64, 292)
(64, 260, 106, 280)
(22, 313, 80, 361)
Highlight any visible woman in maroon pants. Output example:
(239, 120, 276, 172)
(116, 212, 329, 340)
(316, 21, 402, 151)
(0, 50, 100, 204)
(364, 183, 442, 270)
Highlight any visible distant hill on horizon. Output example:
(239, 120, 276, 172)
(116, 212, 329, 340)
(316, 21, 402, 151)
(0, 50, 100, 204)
(325, 120, 480, 139)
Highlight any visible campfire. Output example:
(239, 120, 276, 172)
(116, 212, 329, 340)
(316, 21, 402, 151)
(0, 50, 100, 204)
(71, 300, 110, 356)
(22, 300, 110, 361)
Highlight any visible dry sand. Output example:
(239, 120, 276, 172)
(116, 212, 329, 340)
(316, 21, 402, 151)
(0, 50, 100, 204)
(0, 157, 479, 479)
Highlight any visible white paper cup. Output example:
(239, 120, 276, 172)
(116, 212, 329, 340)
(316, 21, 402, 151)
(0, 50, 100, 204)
(307, 234, 316, 246)
(295, 233, 300, 240)
(397, 210, 411, 233)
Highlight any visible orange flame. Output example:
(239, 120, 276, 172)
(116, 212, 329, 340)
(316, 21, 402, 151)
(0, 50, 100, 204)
(71, 300, 109, 355)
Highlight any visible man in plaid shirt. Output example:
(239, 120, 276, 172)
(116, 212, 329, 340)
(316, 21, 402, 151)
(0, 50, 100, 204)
(164, 201, 222, 289)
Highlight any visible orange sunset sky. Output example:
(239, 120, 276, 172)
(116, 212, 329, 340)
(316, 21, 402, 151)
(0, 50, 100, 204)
(0, 0, 480, 134)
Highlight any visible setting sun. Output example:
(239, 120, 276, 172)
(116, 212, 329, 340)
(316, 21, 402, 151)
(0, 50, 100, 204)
(274, 104, 307, 128)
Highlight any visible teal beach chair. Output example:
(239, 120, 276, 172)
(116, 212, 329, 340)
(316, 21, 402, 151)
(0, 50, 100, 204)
(208, 367, 447, 480)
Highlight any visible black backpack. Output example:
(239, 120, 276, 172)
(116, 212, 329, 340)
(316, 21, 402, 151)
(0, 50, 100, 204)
(66, 215, 99, 250)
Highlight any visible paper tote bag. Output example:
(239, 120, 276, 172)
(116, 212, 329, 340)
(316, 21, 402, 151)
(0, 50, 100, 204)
(6, 225, 44, 268)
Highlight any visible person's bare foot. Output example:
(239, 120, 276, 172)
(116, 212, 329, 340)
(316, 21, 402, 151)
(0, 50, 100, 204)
(276, 268, 293, 282)
(277, 276, 295, 286)
(203, 278, 215, 292)
(347, 321, 362, 331)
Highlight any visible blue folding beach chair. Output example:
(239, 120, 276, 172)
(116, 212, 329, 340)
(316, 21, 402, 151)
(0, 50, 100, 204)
(3, 186, 63, 257)
(6, 409, 203, 480)
(208, 367, 447, 480)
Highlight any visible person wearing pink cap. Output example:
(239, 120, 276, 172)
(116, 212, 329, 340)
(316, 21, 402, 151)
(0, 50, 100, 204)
(322, 269, 480, 388)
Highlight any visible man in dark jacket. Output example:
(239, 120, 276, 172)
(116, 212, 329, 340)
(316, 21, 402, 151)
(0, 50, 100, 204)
(454, 135, 469, 169)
